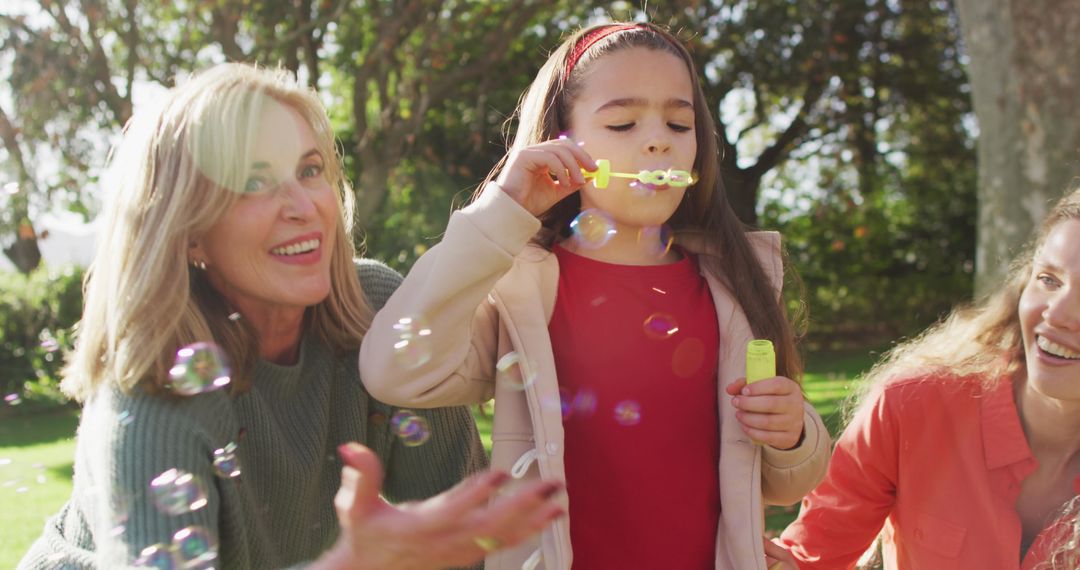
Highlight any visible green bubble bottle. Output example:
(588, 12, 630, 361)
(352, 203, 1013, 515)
(746, 340, 775, 384)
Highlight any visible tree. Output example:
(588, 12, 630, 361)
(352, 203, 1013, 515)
(955, 0, 1080, 294)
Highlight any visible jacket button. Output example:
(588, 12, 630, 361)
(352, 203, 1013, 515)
(546, 442, 559, 454)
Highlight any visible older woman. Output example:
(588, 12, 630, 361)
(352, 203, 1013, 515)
(18, 64, 563, 569)
(778, 187, 1080, 569)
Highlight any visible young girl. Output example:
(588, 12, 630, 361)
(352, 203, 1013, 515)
(361, 23, 829, 570)
(779, 187, 1080, 569)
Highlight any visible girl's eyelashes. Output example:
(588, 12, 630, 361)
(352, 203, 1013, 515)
(1036, 273, 1062, 289)
(607, 123, 635, 132)
(668, 123, 692, 133)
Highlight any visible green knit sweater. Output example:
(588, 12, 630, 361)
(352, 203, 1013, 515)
(18, 260, 487, 569)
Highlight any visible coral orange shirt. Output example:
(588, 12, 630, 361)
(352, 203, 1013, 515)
(779, 374, 1078, 569)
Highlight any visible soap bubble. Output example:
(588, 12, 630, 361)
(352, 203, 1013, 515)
(391, 316, 433, 369)
(570, 209, 616, 249)
(168, 342, 231, 396)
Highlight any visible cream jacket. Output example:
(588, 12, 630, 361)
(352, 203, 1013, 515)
(360, 186, 830, 570)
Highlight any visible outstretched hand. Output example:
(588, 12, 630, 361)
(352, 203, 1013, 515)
(316, 443, 564, 570)
(494, 137, 597, 216)
(726, 376, 805, 450)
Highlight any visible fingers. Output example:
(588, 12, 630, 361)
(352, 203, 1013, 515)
(729, 378, 805, 449)
(725, 378, 747, 396)
(763, 537, 798, 569)
(453, 479, 565, 550)
(335, 443, 385, 526)
(425, 470, 512, 521)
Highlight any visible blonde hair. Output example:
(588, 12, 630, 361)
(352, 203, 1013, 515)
(63, 63, 373, 402)
(477, 22, 805, 382)
(853, 186, 1080, 398)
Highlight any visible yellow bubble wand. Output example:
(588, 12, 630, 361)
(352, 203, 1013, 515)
(581, 159, 696, 189)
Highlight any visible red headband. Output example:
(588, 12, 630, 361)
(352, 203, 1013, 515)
(563, 24, 646, 82)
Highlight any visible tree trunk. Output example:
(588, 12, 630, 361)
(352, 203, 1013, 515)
(956, 0, 1080, 295)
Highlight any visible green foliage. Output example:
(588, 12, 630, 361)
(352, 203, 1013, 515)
(0, 266, 83, 407)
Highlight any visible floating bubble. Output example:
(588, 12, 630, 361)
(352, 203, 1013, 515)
(168, 342, 231, 396)
(0, 458, 10, 466)
(390, 410, 431, 447)
(3, 182, 19, 195)
(149, 469, 208, 516)
(118, 410, 135, 427)
(672, 337, 706, 378)
(4, 393, 22, 406)
(570, 209, 617, 249)
(133, 543, 179, 569)
(570, 389, 598, 417)
(212, 443, 241, 479)
(642, 313, 679, 340)
(391, 316, 433, 370)
(614, 401, 642, 426)
(227, 312, 242, 322)
(173, 526, 218, 568)
(637, 225, 674, 259)
(495, 352, 537, 390)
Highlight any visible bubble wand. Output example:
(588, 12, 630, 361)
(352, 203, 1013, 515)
(581, 159, 695, 189)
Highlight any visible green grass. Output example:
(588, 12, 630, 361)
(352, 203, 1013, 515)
(0, 408, 80, 569)
(0, 348, 879, 564)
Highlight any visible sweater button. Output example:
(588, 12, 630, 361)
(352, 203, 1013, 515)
(370, 412, 387, 425)
(546, 442, 559, 454)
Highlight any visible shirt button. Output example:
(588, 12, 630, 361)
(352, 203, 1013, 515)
(369, 412, 387, 425)
(546, 442, 559, 454)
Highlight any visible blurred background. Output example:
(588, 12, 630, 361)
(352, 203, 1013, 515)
(0, 0, 1075, 565)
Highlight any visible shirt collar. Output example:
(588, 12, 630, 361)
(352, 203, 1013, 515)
(981, 375, 1034, 470)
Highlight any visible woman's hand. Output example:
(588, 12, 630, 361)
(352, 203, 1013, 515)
(494, 138, 597, 216)
(764, 537, 799, 569)
(726, 376, 806, 450)
(317, 442, 564, 570)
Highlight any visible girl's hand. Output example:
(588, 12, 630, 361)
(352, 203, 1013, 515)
(726, 376, 806, 450)
(495, 138, 597, 216)
(317, 443, 564, 570)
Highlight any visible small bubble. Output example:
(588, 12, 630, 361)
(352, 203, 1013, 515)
(3, 182, 19, 195)
(36, 474, 46, 484)
(571, 389, 598, 417)
(0, 458, 11, 466)
(109, 524, 126, 538)
(15, 486, 28, 493)
(495, 352, 537, 390)
(133, 543, 179, 569)
(40, 338, 60, 352)
(389, 410, 431, 447)
(570, 209, 617, 249)
(642, 313, 679, 340)
(173, 526, 218, 568)
(168, 342, 231, 396)
(391, 316, 433, 370)
(637, 225, 674, 258)
(614, 401, 642, 426)
(211, 443, 241, 479)
(118, 410, 135, 427)
(4, 393, 22, 406)
(227, 312, 242, 322)
(149, 469, 208, 516)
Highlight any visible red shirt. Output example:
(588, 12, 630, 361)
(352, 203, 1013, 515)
(549, 244, 720, 569)
(780, 374, 1079, 569)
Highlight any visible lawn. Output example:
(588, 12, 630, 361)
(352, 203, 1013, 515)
(0, 348, 878, 567)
